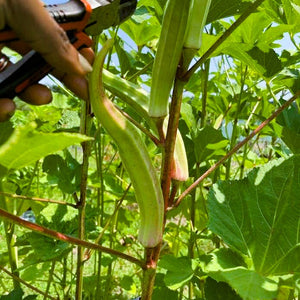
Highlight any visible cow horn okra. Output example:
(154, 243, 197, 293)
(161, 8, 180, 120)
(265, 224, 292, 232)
(149, 0, 191, 118)
(89, 39, 164, 248)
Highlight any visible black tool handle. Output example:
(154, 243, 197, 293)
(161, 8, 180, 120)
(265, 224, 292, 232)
(45, 0, 86, 24)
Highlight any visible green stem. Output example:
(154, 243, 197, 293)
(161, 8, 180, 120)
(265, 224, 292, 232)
(1, 180, 20, 289)
(239, 143, 248, 179)
(44, 260, 56, 300)
(0, 265, 56, 300)
(95, 126, 104, 299)
(4, 222, 20, 289)
(266, 81, 280, 105)
(142, 245, 161, 300)
(0, 192, 77, 208)
(76, 100, 93, 300)
(61, 257, 67, 296)
(200, 59, 210, 128)
(225, 65, 247, 179)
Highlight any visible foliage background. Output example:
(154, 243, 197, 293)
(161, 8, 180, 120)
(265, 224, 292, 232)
(0, 0, 300, 299)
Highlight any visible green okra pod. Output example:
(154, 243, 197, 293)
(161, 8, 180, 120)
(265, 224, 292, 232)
(149, 0, 191, 118)
(89, 39, 164, 248)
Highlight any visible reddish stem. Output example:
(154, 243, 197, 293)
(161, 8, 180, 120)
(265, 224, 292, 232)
(173, 90, 300, 207)
(0, 208, 143, 268)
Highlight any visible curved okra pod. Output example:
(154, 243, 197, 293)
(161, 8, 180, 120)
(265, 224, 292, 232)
(89, 39, 164, 248)
(103, 69, 189, 182)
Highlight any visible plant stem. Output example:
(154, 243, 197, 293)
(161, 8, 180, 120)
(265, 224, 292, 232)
(95, 126, 104, 299)
(0, 192, 77, 208)
(225, 65, 247, 179)
(44, 260, 56, 300)
(0, 180, 20, 289)
(201, 59, 210, 127)
(174, 90, 300, 206)
(181, 0, 266, 82)
(0, 207, 144, 267)
(0, 265, 56, 300)
(142, 245, 161, 300)
(76, 100, 93, 300)
(84, 184, 130, 261)
(161, 78, 185, 208)
(3, 222, 19, 289)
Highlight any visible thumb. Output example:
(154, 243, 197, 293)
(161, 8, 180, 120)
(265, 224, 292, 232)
(3, 0, 92, 75)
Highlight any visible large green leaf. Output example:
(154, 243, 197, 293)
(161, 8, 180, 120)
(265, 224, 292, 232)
(205, 277, 242, 300)
(206, 0, 252, 24)
(159, 255, 194, 290)
(193, 126, 229, 163)
(247, 47, 282, 78)
(0, 123, 91, 170)
(277, 102, 300, 153)
(210, 268, 278, 300)
(200, 248, 278, 300)
(42, 152, 81, 194)
(208, 156, 300, 275)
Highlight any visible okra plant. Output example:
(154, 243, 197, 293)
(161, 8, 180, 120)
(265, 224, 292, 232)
(1, 0, 299, 299)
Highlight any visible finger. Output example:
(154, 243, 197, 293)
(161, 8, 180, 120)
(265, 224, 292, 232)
(4, 0, 92, 75)
(53, 48, 94, 101)
(0, 98, 16, 122)
(0, 52, 9, 71)
(19, 84, 52, 106)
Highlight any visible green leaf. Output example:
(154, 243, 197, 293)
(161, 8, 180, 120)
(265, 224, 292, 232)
(200, 249, 277, 300)
(282, 0, 300, 26)
(42, 152, 81, 194)
(247, 47, 282, 78)
(27, 232, 71, 261)
(193, 126, 229, 163)
(210, 268, 278, 300)
(0, 288, 23, 300)
(208, 156, 300, 275)
(152, 287, 179, 300)
(206, 0, 252, 24)
(205, 277, 242, 300)
(0, 123, 92, 170)
(159, 255, 194, 290)
(180, 102, 197, 132)
(0, 121, 14, 147)
(277, 103, 300, 153)
(115, 38, 134, 76)
(120, 17, 160, 48)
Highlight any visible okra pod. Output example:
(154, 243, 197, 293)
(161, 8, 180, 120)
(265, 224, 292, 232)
(89, 40, 164, 248)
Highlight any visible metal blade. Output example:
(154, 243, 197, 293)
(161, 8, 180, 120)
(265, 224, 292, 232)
(85, 0, 136, 36)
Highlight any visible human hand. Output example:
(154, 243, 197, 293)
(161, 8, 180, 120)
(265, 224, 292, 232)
(0, 0, 93, 122)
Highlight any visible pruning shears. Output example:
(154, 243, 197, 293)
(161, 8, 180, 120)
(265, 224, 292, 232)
(0, 0, 137, 98)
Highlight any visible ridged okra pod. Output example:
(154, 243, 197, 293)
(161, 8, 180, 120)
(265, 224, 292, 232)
(149, 0, 191, 118)
(103, 70, 189, 182)
(184, 0, 211, 50)
(89, 40, 164, 248)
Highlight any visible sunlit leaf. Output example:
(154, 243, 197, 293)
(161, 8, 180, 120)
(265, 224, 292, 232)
(0, 123, 92, 170)
(159, 255, 194, 290)
(208, 156, 300, 275)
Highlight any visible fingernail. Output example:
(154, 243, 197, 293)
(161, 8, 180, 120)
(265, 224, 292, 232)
(78, 53, 93, 73)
